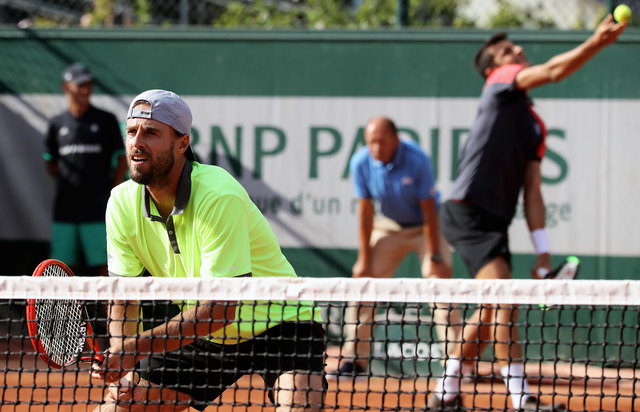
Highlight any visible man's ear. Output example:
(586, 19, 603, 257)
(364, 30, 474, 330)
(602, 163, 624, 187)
(179, 134, 190, 153)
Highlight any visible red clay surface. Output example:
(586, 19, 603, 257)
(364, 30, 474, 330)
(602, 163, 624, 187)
(1, 342, 638, 411)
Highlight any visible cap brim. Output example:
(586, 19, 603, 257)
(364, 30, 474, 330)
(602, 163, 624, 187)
(69, 74, 93, 84)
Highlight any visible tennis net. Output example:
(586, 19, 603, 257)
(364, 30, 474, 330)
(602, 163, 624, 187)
(0, 275, 638, 411)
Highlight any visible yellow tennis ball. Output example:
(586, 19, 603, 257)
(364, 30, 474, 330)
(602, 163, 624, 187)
(614, 4, 632, 23)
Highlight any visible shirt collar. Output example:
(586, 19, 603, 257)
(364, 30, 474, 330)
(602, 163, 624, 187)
(141, 161, 193, 221)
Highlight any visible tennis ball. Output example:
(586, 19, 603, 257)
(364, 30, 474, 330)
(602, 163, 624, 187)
(614, 4, 632, 23)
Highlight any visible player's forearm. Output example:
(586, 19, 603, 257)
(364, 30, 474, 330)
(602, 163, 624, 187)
(423, 225, 440, 255)
(128, 301, 237, 357)
(540, 13, 627, 83)
(420, 199, 440, 255)
(357, 200, 374, 259)
(108, 300, 141, 348)
(542, 37, 604, 83)
(523, 161, 545, 231)
(523, 188, 545, 231)
(517, 17, 623, 90)
(357, 229, 373, 259)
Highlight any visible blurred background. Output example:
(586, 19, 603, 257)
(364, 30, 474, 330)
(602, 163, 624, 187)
(3, 0, 639, 30)
(1, 0, 639, 281)
(1, 0, 639, 376)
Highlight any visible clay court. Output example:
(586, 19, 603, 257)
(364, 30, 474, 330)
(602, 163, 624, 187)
(1, 342, 638, 411)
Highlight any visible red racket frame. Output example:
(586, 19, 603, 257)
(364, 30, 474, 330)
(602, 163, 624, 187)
(26, 259, 104, 368)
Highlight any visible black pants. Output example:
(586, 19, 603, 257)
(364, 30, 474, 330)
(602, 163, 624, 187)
(137, 321, 327, 411)
(440, 200, 511, 276)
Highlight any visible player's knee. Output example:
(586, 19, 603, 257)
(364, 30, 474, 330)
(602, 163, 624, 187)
(274, 370, 325, 411)
(496, 303, 518, 312)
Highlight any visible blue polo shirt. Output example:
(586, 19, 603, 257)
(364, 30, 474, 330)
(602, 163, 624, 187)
(350, 139, 438, 226)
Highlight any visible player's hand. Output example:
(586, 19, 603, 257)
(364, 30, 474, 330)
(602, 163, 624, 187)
(593, 14, 627, 47)
(90, 350, 123, 383)
(425, 261, 452, 279)
(90, 342, 137, 383)
(531, 253, 552, 278)
(352, 256, 372, 278)
(107, 372, 137, 400)
(103, 372, 146, 409)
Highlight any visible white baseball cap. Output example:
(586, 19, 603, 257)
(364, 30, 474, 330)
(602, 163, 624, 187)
(127, 89, 195, 161)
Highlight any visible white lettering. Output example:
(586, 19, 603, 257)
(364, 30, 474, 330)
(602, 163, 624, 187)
(373, 342, 442, 360)
(59, 144, 102, 156)
(73, 324, 87, 362)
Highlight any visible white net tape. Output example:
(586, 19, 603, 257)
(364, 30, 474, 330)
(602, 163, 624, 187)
(3, 276, 640, 306)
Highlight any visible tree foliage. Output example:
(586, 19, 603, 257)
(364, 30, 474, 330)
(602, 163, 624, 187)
(38, 0, 637, 30)
(216, 0, 471, 29)
(489, 0, 555, 29)
(84, 0, 152, 27)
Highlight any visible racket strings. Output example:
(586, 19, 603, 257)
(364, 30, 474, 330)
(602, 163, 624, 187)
(43, 264, 68, 277)
(35, 298, 86, 366)
(35, 264, 88, 367)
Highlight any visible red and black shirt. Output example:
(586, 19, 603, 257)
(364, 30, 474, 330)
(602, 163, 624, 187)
(449, 64, 547, 224)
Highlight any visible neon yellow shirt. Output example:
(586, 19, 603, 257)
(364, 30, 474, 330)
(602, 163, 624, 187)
(106, 161, 319, 343)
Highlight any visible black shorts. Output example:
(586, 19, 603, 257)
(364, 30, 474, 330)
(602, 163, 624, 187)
(137, 321, 327, 411)
(439, 200, 511, 277)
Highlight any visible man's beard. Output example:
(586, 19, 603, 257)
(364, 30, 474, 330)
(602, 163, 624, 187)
(128, 144, 175, 187)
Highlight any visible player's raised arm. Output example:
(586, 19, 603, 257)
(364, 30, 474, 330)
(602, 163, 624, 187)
(515, 14, 626, 90)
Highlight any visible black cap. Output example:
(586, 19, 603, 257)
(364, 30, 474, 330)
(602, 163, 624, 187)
(62, 63, 94, 84)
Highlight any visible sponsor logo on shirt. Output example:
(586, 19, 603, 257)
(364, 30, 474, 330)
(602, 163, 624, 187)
(59, 144, 102, 156)
(534, 123, 541, 137)
(401, 176, 414, 185)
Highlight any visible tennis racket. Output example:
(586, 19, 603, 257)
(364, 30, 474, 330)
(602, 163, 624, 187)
(536, 255, 581, 280)
(537, 256, 580, 311)
(26, 259, 104, 368)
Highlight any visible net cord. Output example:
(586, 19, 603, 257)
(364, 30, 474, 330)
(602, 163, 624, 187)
(3, 276, 640, 306)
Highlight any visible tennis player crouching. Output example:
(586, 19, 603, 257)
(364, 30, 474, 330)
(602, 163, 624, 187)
(90, 89, 326, 411)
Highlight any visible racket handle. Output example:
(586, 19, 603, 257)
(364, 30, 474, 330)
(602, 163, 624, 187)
(537, 257, 580, 280)
(555, 259, 580, 280)
(537, 267, 555, 310)
(536, 267, 550, 279)
(94, 352, 105, 364)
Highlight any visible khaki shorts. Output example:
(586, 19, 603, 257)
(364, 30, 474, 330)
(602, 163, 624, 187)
(369, 216, 452, 278)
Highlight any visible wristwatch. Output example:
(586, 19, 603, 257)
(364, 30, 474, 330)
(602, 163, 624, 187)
(430, 253, 443, 263)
